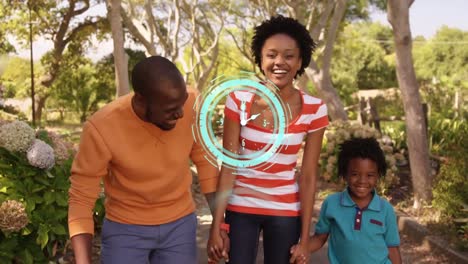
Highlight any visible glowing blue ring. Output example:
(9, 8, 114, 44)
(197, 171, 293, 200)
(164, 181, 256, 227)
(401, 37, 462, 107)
(203, 85, 276, 160)
(198, 79, 286, 168)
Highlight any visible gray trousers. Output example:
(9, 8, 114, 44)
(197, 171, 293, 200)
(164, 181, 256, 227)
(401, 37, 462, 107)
(100, 213, 197, 264)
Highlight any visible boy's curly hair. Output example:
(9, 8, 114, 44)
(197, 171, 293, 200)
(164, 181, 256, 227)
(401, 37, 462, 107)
(251, 15, 316, 77)
(337, 137, 387, 178)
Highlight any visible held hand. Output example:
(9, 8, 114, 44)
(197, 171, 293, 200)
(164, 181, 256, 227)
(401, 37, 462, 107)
(207, 229, 226, 264)
(220, 229, 230, 262)
(289, 243, 309, 264)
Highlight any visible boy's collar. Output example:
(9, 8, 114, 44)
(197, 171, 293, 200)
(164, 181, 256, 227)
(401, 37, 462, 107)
(340, 187, 382, 211)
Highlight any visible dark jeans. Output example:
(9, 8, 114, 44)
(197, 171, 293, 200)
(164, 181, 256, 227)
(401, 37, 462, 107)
(225, 210, 301, 264)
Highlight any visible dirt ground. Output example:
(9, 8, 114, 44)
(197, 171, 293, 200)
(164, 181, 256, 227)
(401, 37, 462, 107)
(61, 170, 458, 264)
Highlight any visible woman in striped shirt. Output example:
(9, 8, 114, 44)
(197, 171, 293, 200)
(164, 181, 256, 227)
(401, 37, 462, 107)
(208, 15, 329, 264)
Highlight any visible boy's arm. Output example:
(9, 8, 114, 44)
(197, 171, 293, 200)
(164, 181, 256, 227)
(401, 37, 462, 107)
(309, 233, 329, 252)
(289, 233, 328, 263)
(290, 197, 331, 263)
(388, 246, 402, 264)
(384, 202, 402, 264)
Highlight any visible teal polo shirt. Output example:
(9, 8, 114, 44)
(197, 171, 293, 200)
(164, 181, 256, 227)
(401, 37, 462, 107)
(315, 188, 400, 264)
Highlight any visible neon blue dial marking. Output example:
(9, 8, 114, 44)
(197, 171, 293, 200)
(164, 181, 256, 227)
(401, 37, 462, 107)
(196, 77, 287, 168)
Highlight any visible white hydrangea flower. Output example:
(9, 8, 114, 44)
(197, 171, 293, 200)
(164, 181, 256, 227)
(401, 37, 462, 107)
(0, 200, 29, 233)
(326, 163, 334, 174)
(353, 129, 364, 138)
(26, 139, 55, 169)
(0, 121, 35, 152)
(326, 142, 335, 154)
(382, 145, 394, 153)
(385, 157, 395, 171)
(394, 152, 404, 161)
(46, 131, 73, 163)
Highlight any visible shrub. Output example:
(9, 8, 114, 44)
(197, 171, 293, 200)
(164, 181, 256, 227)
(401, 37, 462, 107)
(320, 120, 402, 194)
(0, 120, 76, 263)
(431, 118, 468, 217)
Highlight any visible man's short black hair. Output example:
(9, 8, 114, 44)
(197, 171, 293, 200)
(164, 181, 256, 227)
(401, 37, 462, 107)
(251, 15, 316, 77)
(131, 56, 185, 98)
(337, 137, 387, 178)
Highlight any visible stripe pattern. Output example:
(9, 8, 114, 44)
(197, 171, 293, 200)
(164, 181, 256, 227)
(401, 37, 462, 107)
(224, 89, 329, 216)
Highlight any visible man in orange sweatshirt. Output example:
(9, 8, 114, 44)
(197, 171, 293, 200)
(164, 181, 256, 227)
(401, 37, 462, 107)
(68, 56, 219, 264)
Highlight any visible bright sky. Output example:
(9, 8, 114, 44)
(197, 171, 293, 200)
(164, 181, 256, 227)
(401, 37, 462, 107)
(370, 0, 468, 38)
(15, 0, 468, 62)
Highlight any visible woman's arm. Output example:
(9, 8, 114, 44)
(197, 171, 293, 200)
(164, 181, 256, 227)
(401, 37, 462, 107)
(208, 116, 241, 262)
(211, 116, 241, 229)
(298, 128, 326, 247)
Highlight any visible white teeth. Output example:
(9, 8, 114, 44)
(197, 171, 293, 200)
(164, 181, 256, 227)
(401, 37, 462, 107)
(273, 70, 287, 74)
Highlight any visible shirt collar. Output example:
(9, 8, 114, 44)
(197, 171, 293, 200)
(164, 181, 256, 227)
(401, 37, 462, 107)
(340, 187, 382, 211)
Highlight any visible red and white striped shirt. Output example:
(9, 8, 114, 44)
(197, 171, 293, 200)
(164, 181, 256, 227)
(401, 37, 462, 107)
(224, 89, 329, 216)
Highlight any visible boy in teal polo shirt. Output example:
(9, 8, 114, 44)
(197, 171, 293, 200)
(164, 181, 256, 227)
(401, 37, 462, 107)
(290, 137, 402, 264)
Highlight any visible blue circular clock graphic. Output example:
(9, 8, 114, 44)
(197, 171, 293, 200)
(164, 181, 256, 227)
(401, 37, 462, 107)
(193, 73, 288, 169)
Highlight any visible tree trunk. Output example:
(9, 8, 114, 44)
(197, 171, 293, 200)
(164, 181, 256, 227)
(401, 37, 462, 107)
(108, 0, 130, 97)
(387, 0, 432, 208)
(34, 95, 47, 124)
(305, 65, 348, 120)
(304, 0, 348, 121)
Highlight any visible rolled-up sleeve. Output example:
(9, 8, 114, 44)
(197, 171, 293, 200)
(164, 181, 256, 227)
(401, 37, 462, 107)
(68, 121, 111, 237)
(190, 139, 218, 194)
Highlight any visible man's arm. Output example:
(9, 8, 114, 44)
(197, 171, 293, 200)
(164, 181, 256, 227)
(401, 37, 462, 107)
(71, 234, 93, 264)
(204, 192, 216, 216)
(189, 132, 219, 208)
(68, 121, 111, 264)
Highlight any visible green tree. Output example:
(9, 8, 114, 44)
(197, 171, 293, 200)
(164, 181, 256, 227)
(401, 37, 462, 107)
(0, 0, 108, 123)
(0, 4, 15, 54)
(0, 57, 44, 99)
(331, 22, 397, 105)
(50, 54, 113, 122)
(413, 26, 468, 119)
(94, 48, 146, 92)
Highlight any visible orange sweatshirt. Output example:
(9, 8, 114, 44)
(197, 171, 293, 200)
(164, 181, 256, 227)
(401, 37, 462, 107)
(68, 91, 218, 238)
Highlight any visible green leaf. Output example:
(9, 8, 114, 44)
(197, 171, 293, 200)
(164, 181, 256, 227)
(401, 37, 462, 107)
(0, 162, 10, 169)
(46, 171, 55, 178)
(21, 227, 32, 236)
(34, 177, 51, 187)
(36, 225, 49, 249)
(0, 235, 18, 251)
(55, 193, 68, 207)
(31, 185, 46, 193)
(22, 248, 34, 264)
(25, 200, 35, 212)
(51, 225, 66, 235)
(44, 192, 55, 205)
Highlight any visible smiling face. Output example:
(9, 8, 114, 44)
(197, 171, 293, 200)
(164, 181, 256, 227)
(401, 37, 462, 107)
(345, 158, 379, 207)
(134, 81, 188, 131)
(260, 33, 302, 90)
